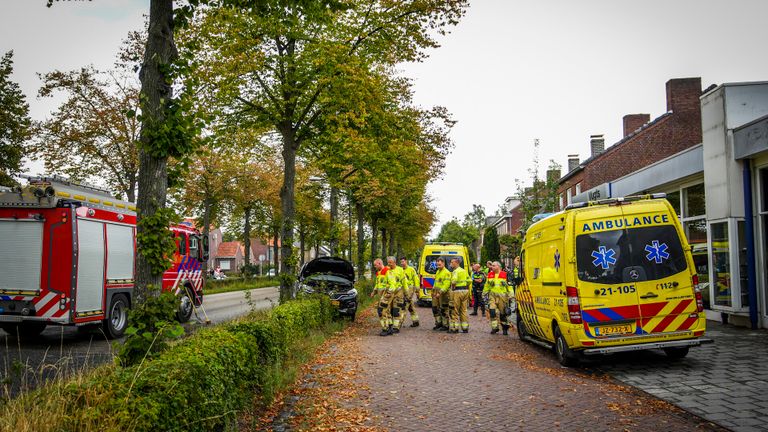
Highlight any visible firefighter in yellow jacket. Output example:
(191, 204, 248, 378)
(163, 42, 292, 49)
(483, 261, 513, 335)
(449, 258, 471, 333)
(370, 258, 394, 336)
(399, 257, 420, 327)
(432, 258, 452, 332)
(386, 256, 408, 333)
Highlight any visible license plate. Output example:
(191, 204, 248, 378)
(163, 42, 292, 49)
(331, 300, 340, 306)
(594, 323, 634, 336)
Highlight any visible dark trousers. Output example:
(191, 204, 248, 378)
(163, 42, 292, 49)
(472, 289, 485, 314)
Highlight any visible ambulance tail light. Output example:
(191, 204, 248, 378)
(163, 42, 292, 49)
(566, 286, 582, 324)
(692, 274, 704, 312)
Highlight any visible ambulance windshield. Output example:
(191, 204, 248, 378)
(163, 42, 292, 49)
(576, 225, 687, 284)
(423, 255, 464, 274)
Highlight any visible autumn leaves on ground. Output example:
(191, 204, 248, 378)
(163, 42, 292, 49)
(249, 306, 722, 432)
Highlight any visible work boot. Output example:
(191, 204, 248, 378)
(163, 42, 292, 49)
(491, 328, 499, 334)
(462, 329, 469, 333)
(439, 326, 448, 332)
(502, 326, 509, 336)
(432, 323, 442, 331)
(470, 311, 478, 316)
(379, 328, 390, 336)
(410, 321, 420, 328)
(392, 327, 400, 334)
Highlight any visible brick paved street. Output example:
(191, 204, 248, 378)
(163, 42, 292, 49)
(594, 321, 768, 432)
(354, 310, 723, 432)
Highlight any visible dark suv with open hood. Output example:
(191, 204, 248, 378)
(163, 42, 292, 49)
(296, 256, 357, 320)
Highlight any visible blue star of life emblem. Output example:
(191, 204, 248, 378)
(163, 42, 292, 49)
(554, 249, 561, 271)
(591, 246, 617, 270)
(644, 240, 670, 264)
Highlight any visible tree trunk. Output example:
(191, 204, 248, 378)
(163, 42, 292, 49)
(134, 0, 176, 307)
(356, 202, 365, 280)
(388, 230, 395, 256)
(278, 128, 300, 302)
(381, 228, 387, 258)
(347, 193, 353, 262)
(272, 227, 280, 276)
(299, 223, 306, 267)
(201, 196, 212, 282)
(370, 218, 378, 276)
(243, 205, 251, 277)
(329, 186, 338, 255)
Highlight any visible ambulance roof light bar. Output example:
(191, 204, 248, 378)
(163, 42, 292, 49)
(564, 193, 667, 210)
(426, 242, 465, 246)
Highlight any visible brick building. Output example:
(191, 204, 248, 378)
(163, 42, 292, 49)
(558, 78, 703, 207)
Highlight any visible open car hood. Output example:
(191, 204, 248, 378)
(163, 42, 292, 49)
(299, 256, 355, 283)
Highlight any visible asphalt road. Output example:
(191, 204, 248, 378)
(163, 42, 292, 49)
(0, 287, 280, 397)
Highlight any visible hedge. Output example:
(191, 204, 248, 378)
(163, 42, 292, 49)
(0, 296, 336, 432)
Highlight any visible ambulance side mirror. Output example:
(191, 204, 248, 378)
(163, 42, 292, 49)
(542, 267, 560, 284)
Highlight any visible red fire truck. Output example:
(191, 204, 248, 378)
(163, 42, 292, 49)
(0, 176, 207, 339)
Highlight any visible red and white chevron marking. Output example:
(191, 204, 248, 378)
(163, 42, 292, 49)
(32, 291, 68, 319)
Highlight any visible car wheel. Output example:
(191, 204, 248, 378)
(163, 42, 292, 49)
(553, 325, 579, 367)
(516, 314, 529, 341)
(663, 346, 690, 359)
(176, 286, 194, 323)
(0, 322, 47, 340)
(103, 294, 129, 339)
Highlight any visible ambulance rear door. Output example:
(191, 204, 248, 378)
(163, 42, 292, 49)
(574, 207, 643, 339)
(620, 205, 698, 336)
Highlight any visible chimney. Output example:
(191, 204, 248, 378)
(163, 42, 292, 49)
(546, 168, 561, 183)
(623, 114, 650, 137)
(590, 135, 605, 157)
(567, 154, 579, 172)
(666, 77, 702, 114)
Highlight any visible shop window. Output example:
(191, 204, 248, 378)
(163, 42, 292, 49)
(684, 184, 706, 218)
(738, 221, 748, 309)
(666, 190, 681, 217)
(710, 222, 731, 307)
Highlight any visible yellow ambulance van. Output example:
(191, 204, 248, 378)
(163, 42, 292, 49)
(516, 194, 711, 366)
(417, 242, 470, 306)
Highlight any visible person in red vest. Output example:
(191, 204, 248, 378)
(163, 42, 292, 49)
(483, 261, 513, 335)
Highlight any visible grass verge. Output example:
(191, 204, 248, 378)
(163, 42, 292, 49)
(204, 276, 278, 295)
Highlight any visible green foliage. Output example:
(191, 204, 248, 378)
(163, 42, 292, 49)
(499, 233, 522, 261)
(514, 140, 562, 230)
(2, 297, 336, 432)
(0, 51, 30, 187)
(435, 218, 478, 247)
(481, 227, 500, 264)
(135, 207, 178, 276)
(116, 292, 184, 367)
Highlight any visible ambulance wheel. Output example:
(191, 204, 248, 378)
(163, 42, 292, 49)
(0, 322, 47, 340)
(663, 346, 690, 359)
(104, 294, 129, 339)
(176, 288, 194, 323)
(516, 314, 529, 341)
(553, 325, 579, 367)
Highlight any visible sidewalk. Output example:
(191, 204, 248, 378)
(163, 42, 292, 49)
(595, 321, 768, 432)
(263, 309, 725, 431)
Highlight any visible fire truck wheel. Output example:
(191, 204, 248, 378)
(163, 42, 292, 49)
(104, 294, 129, 339)
(0, 322, 47, 340)
(176, 287, 194, 323)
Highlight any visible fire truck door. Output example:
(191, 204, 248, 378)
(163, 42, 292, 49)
(76, 219, 105, 313)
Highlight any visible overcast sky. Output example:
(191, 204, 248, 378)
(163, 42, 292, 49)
(3, 0, 768, 237)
